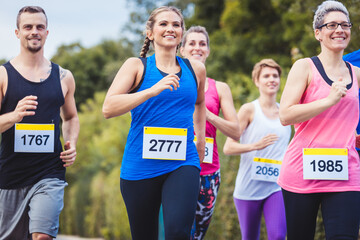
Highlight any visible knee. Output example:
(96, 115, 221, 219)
(267, 229, 287, 240)
(271, 234, 287, 240)
(32, 232, 53, 240)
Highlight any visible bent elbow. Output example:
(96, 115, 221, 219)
(280, 117, 289, 126)
(229, 125, 241, 141)
(102, 106, 112, 119)
(279, 110, 290, 126)
(223, 144, 231, 156)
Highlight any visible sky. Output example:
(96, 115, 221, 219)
(0, 0, 132, 60)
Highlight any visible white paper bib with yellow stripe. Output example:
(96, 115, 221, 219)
(143, 127, 187, 160)
(14, 123, 55, 153)
(251, 157, 281, 182)
(303, 148, 348, 180)
(194, 136, 214, 164)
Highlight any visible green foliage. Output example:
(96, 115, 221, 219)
(206, 134, 241, 239)
(51, 40, 134, 108)
(59, 92, 132, 239)
(202, 0, 360, 108)
(186, 0, 224, 32)
(58, 0, 360, 239)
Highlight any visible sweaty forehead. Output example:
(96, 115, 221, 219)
(155, 11, 182, 23)
(323, 11, 348, 23)
(260, 66, 279, 75)
(187, 32, 207, 42)
(19, 12, 47, 27)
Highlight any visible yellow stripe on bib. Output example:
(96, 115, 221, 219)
(194, 136, 214, 144)
(303, 148, 348, 156)
(144, 127, 187, 136)
(253, 157, 282, 165)
(15, 124, 54, 131)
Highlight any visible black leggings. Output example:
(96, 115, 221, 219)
(282, 189, 360, 240)
(120, 166, 200, 240)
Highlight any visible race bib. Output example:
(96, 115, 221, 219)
(194, 136, 214, 164)
(303, 148, 348, 180)
(143, 127, 187, 160)
(14, 123, 55, 153)
(251, 157, 281, 182)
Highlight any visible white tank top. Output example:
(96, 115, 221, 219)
(233, 99, 291, 200)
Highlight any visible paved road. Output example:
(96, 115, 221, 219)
(55, 235, 104, 240)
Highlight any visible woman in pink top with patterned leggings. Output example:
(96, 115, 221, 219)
(279, 1, 360, 239)
(180, 26, 240, 240)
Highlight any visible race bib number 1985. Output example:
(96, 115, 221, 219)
(303, 148, 348, 180)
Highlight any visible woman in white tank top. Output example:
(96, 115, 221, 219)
(223, 59, 291, 240)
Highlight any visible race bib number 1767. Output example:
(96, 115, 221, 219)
(14, 123, 55, 153)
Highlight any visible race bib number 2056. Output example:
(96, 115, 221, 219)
(14, 123, 55, 153)
(251, 157, 281, 182)
(143, 127, 187, 160)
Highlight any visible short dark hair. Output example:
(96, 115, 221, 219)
(17, 6, 47, 29)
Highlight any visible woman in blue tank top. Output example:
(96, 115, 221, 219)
(102, 6, 206, 240)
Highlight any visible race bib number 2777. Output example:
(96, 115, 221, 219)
(143, 127, 187, 160)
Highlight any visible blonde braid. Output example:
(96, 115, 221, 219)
(140, 37, 151, 58)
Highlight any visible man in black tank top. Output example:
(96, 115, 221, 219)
(0, 6, 79, 240)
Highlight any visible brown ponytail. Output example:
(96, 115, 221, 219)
(140, 37, 151, 58)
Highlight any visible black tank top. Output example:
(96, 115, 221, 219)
(0, 61, 65, 189)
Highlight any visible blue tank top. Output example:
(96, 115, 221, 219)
(0, 62, 65, 189)
(120, 54, 200, 180)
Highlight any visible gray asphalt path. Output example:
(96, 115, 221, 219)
(55, 235, 104, 240)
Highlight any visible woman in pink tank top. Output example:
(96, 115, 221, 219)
(279, 1, 360, 239)
(180, 26, 240, 240)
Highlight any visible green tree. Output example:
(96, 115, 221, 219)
(185, 0, 224, 33)
(51, 40, 134, 107)
(59, 92, 132, 238)
(58, 1, 360, 239)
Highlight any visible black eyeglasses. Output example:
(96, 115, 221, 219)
(318, 22, 352, 30)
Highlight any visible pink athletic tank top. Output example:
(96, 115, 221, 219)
(278, 58, 360, 193)
(201, 78, 220, 175)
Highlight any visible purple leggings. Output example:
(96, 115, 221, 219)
(233, 191, 286, 240)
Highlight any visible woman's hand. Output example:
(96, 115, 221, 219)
(327, 78, 347, 106)
(150, 74, 180, 96)
(253, 134, 278, 150)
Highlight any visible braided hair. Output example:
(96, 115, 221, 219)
(140, 37, 151, 58)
